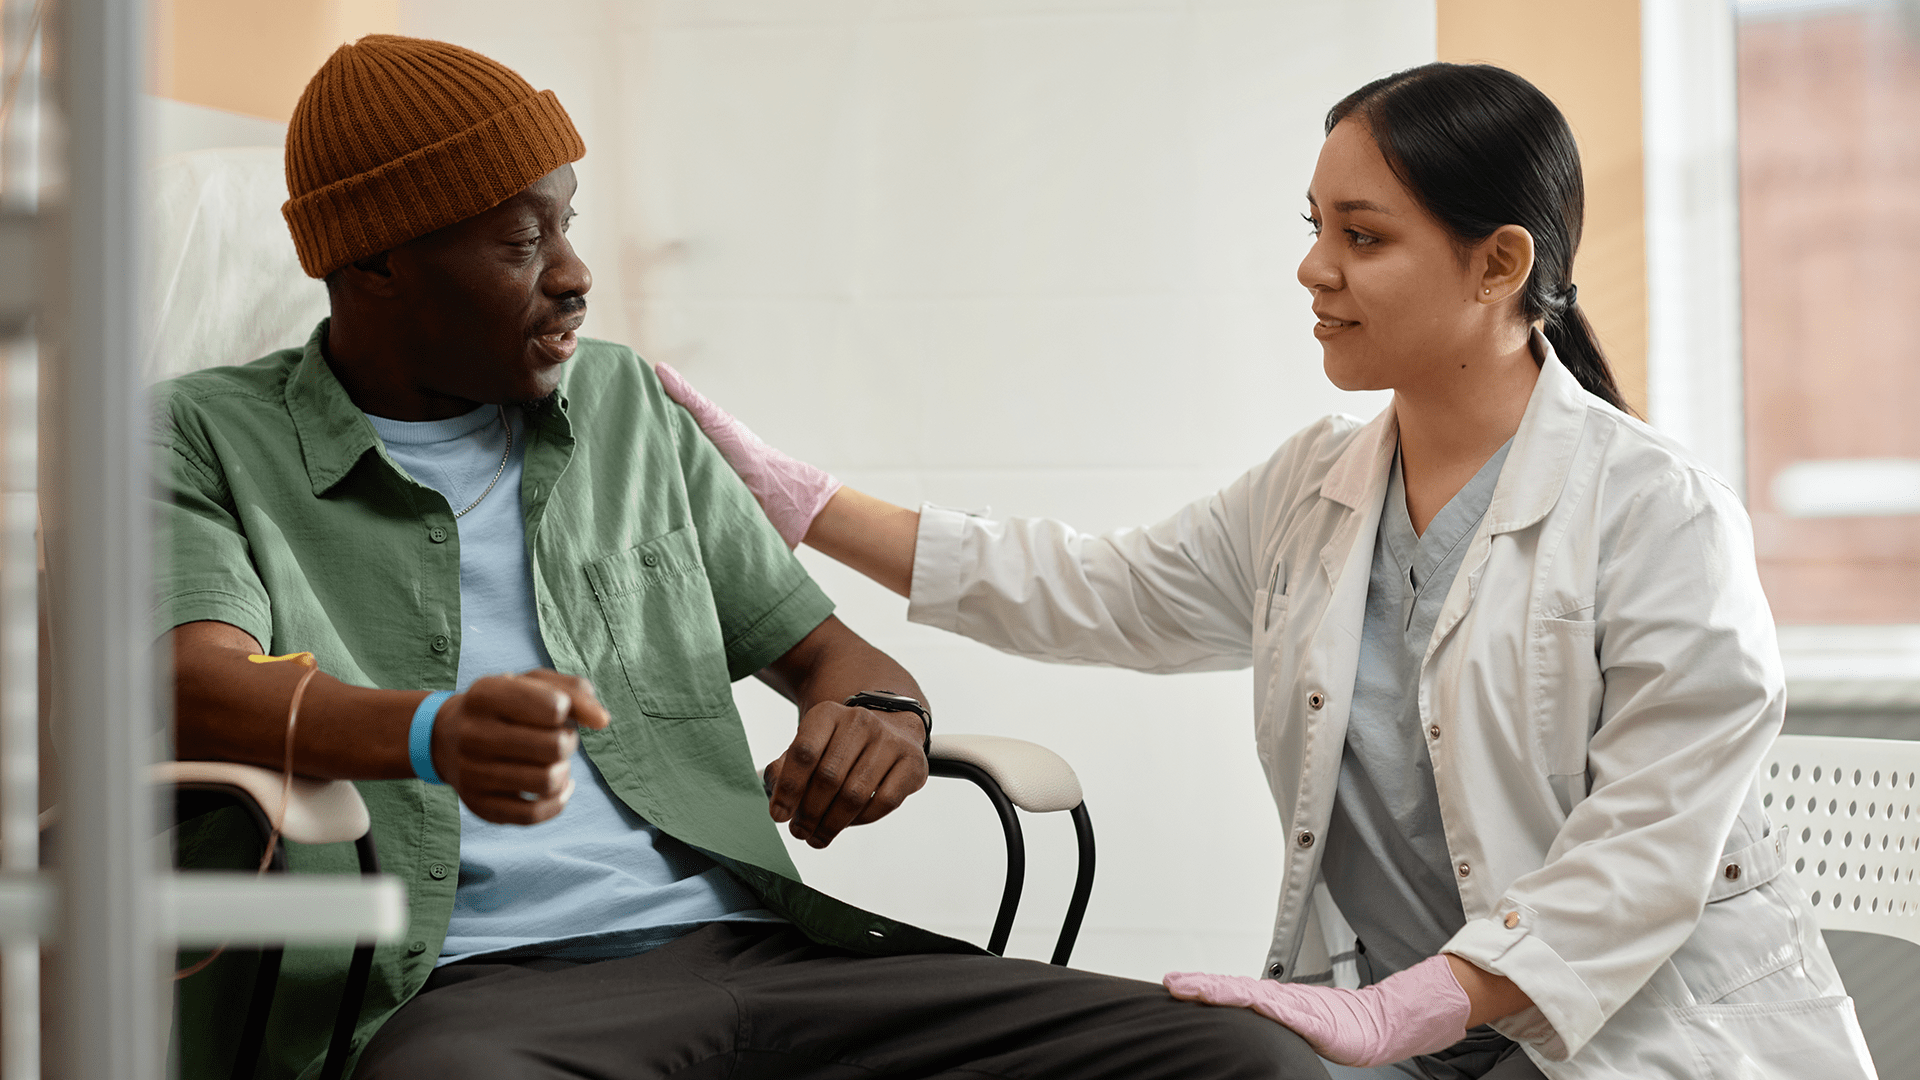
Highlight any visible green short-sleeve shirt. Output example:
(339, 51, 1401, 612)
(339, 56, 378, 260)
(158, 322, 976, 1080)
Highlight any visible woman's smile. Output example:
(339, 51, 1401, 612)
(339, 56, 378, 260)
(1313, 311, 1359, 338)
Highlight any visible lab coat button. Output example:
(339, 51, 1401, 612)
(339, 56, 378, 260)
(1457, 861, 1472, 879)
(1504, 911, 1520, 929)
(1428, 724, 1441, 740)
(1725, 863, 1741, 881)
(430, 635, 450, 654)
(1308, 692, 1326, 710)
(427, 526, 447, 543)
(1296, 830, 1315, 849)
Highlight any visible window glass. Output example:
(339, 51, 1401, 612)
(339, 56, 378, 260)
(1737, 0, 1920, 623)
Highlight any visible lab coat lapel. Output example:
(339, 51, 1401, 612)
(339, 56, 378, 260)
(1424, 335, 1593, 663)
(1301, 407, 1397, 814)
(1314, 405, 1396, 633)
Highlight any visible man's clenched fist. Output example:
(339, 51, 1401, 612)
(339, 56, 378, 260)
(430, 669, 611, 825)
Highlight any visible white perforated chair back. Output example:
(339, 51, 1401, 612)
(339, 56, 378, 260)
(1760, 734, 1920, 945)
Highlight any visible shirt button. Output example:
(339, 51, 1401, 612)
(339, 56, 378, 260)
(428, 863, 449, 880)
(1307, 692, 1327, 710)
(430, 635, 450, 653)
(427, 526, 447, 543)
(1296, 830, 1315, 849)
(642, 552, 660, 568)
(407, 940, 427, 955)
(1428, 724, 1441, 740)
(1724, 863, 1741, 881)
(1267, 962, 1285, 978)
(1504, 911, 1520, 929)
(1457, 861, 1472, 879)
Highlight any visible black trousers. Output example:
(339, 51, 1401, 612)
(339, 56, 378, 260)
(354, 922, 1331, 1080)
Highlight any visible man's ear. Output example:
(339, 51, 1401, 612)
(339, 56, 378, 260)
(1476, 224, 1535, 308)
(333, 249, 398, 298)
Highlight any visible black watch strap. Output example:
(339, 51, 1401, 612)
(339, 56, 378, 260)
(843, 691, 932, 757)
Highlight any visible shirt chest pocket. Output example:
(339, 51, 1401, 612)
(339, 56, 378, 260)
(583, 528, 735, 719)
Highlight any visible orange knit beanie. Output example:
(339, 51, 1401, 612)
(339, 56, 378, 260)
(281, 35, 585, 278)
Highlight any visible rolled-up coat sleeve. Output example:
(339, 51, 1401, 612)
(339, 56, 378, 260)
(1444, 467, 1785, 1061)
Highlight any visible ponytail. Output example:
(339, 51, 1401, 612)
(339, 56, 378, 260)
(1328, 64, 1635, 417)
(1542, 297, 1632, 415)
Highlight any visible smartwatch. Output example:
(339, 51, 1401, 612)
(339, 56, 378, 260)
(844, 690, 932, 756)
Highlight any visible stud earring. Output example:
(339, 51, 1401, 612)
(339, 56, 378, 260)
(1483, 288, 1492, 294)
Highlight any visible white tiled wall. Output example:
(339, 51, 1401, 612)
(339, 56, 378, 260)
(403, 0, 1432, 981)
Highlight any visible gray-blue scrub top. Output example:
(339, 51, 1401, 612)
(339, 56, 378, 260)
(1320, 439, 1520, 1080)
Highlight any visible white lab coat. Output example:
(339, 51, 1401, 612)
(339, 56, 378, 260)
(906, 342, 1877, 1079)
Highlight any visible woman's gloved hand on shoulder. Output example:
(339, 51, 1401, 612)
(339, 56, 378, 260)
(655, 361, 842, 548)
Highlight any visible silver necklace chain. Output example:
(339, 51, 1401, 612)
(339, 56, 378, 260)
(451, 405, 512, 519)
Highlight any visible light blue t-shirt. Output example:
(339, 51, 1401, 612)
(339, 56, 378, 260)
(368, 403, 776, 965)
(1319, 440, 1515, 1079)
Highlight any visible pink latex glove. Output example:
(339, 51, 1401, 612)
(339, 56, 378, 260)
(655, 362, 842, 548)
(1163, 954, 1472, 1068)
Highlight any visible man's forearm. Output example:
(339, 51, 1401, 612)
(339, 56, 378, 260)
(173, 619, 609, 825)
(171, 620, 422, 780)
(758, 616, 928, 731)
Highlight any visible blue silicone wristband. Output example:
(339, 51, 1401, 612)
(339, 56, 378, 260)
(410, 690, 454, 786)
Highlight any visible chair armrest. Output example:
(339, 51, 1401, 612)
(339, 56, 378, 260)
(158, 761, 371, 846)
(927, 734, 1083, 813)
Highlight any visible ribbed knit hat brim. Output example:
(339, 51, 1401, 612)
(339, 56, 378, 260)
(282, 35, 586, 279)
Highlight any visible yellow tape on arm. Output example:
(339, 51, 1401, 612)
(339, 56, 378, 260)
(247, 651, 316, 669)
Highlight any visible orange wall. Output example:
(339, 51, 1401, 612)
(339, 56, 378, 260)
(151, 0, 399, 122)
(1437, 0, 1649, 416)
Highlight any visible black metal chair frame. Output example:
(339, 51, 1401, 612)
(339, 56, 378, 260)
(927, 759, 1096, 965)
(171, 784, 379, 1080)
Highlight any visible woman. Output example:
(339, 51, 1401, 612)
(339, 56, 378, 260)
(657, 64, 1874, 1080)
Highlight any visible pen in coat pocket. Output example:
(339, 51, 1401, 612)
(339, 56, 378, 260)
(1263, 559, 1288, 630)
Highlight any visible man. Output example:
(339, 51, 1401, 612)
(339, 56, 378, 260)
(161, 34, 1327, 1080)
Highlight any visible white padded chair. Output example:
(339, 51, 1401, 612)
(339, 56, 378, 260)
(151, 146, 1097, 1079)
(1759, 734, 1920, 945)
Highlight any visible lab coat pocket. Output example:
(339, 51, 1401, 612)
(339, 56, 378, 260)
(1260, 558, 1290, 631)
(1252, 567, 1295, 767)
(1259, 590, 1291, 635)
(583, 527, 734, 719)
(1532, 616, 1601, 790)
(1674, 993, 1874, 1080)
(1670, 877, 1802, 1005)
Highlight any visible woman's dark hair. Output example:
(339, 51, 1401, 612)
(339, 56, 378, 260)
(1326, 63, 1631, 414)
